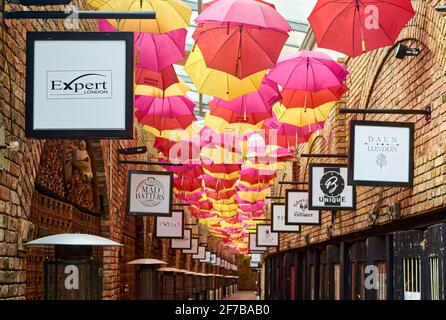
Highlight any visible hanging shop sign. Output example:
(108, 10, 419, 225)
(250, 261, 260, 268)
(251, 253, 262, 263)
(127, 171, 173, 216)
(201, 251, 212, 263)
(271, 204, 300, 232)
(192, 246, 206, 260)
(349, 120, 414, 187)
(155, 211, 184, 239)
(210, 253, 217, 265)
(285, 190, 320, 225)
(248, 233, 267, 253)
(309, 164, 356, 211)
(215, 257, 221, 267)
(171, 228, 192, 249)
(182, 238, 199, 254)
(256, 225, 279, 247)
(25, 32, 134, 139)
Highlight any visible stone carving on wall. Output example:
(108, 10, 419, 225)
(63, 140, 93, 189)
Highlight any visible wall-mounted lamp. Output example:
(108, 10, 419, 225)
(435, 6, 446, 12)
(395, 43, 421, 59)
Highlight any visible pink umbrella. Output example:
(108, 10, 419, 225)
(135, 29, 187, 72)
(196, 0, 291, 32)
(212, 78, 280, 116)
(267, 50, 349, 91)
(264, 117, 325, 137)
(98, 20, 186, 72)
(135, 95, 195, 117)
(135, 66, 179, 90)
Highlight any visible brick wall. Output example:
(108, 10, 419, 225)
(270, 0, 446, 254)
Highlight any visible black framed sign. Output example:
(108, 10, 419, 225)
(285, 190, 321, 225)
(248, 233, 266, 253)
(309, 164, 356, 211)
(349, 120, 414, 187)
(210, 253, 217, 265)
(127, 171, 173, 216)
(271, 204, 300, 232)
(171, 228, 192, 249)
(256, 224, 279, 247)
(250, 261, 260, 268)
(155, 211, 184, 239)
(200, 251, 212, 263)
(251, 253, 262, 263)
(26, 32, 134, 139)
(192, 246, 206, 260)
(182, 238, 199, 254)
(214, 257, 221, 266)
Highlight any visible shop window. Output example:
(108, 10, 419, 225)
(429, 256, 440, 300)
(375, 261, 387, 300)
(333, 263, 341, 300)
(403, 258, 421, 300)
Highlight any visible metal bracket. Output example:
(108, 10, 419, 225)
(424, 104, 432, 122)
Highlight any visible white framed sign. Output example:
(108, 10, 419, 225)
(249, 233, 267, 253)
(127, 170, 173, 216)
(256, 225, 279, 247)
(183, 238, 199, 254)
(251, 253, 262, 263)
(192, 246, 206, 260)
(250, 261, 260, 268)
(210, 253, 217, 265)
(271, 204, 300, 232)
(286, 190, 320, 225)
(201, 251, 212, 263)
(171, 229, 192, 249)
(349, 120, 414, 187)
(26, 32, 134, 139)
(155, 211, 184, 239)
(309, 164, 356, 211)
(215, 257, 221, 266)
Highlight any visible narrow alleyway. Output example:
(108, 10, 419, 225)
(224, 292, 258, 300)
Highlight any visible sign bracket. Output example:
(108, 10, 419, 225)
(339, 105, 432, 121)
(300, 154, 348, 159)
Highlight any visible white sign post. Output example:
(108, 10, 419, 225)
(286, 190, 320, 225)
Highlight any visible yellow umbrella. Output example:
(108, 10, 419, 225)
(202, 168, 240, 180)
(273, 101, 336, 127)
(89, 0, 192, 34)
(204, 113, 263, 135)
(213, 203, 238, 212)
(135, 80, 189, 98)
(238, 180, 274, 189)
(185, 47, 266, 101)
(143, 121, 201, 140)
(237, 189, 269, 202)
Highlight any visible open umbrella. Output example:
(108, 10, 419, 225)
(196, 0, 291, 31)
(89, 0, 192, 34)
(209, 101, 271, 124)
(134, 94, 195, 118)
(212, 78, 279, 116)
(135, 80, 189, 98)
(185, 47, 266, 101)
(273, 101, 336, 127)
(135, 65, 179, 90)
(267, 51, 349, 92)
(136, 113, 197, 131)
(308, 0, 415, 57)
(204, 113, 263, 136)
(192, 21, 288, 79)
(281, 84, 349, 109)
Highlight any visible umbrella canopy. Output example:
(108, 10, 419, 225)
(203, 0, 276, 10)
(192, 22, 288, 79)
(135, 94, 195, 118)
(196, 0, 291, 31)
(135, 65, 179, 90)
(135, 29, 187, 71)
(209, 102, 271, 124)
(308, 0, 415, 57)
(135, 80, 189, 98)
(273, 101, 336, 127)
(137, 113, 197, 131)
(89, 0, 192, 34)
(185, 47, 266, 101)
(212, 78, 279, 116)
(267, 51, 349, 91)
(204, 113, 263, 135)
(281, 84, 349, 109)
(25, 234, 123, 247)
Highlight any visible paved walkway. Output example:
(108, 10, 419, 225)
(224, 291, 258, 300)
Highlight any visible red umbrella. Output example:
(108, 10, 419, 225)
(174, 175, 203, 192)
(203, 175, 239, 190)
(201, 163, 241, 175)
(209, 101, 270, 124)
(135, 65, 179, 90)
(136, 113, 196, 131)
(308, 0, 415, 57)
(281, 84, 349, 108)
(192, 21, 288, 79)
(154, 137, 200, 160)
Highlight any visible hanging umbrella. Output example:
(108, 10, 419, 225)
(273, 101, 336, 127)
(267, 51, 349, 91)
(192, 21, 288, 79)
(204, 113, 263, 136)
(203, 0, 276, 10)
(154, 137, 200, 160)
(174, 175, 203, 192)
(136, 113, 197, 131)
(308, 0, 415, 57)
(89, 0, 192, 34)
(212, 78, 279, 116)
(160, 162, 204, 177)
(135, 80, 189, 98)
(203, 175, 238, 190)
(135, 65, 179, 90)
(263, 117, 323, 143)
(184, 47, 265, 101)
(134, 94, 195, 118)
(196, 0, 291, 31)
(281, 84, 349, 109)
(209, 101, 270, 124)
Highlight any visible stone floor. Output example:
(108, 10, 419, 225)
(224, 291, 258, 300)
